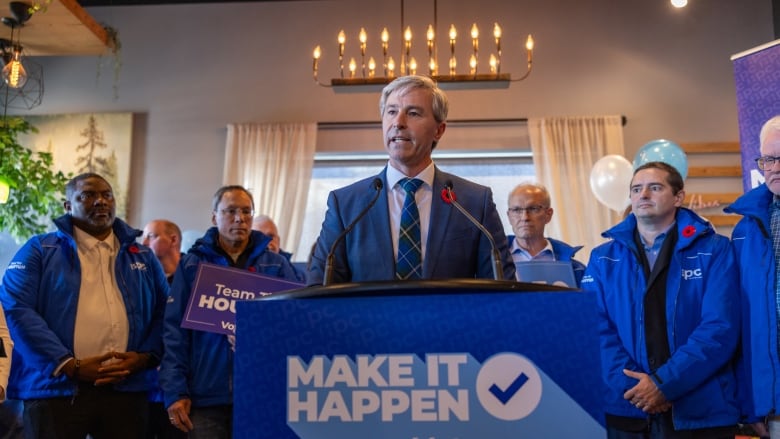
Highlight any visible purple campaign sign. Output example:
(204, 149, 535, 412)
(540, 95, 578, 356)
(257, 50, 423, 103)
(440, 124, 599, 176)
(181, 262, 304, 335)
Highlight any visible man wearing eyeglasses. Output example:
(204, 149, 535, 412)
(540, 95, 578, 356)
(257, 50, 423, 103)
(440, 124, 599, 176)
(725, 114, 780, 438)
(0, 172, 169, 438)
(506, 183, 586, 287)
(160, 185, 299, 438)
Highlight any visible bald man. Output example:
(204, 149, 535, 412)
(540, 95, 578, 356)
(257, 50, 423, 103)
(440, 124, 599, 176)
(142, 219, 183, 284)
(506, 183, 586, 286)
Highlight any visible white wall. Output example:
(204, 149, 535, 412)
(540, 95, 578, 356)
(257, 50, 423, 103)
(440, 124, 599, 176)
(15, 0, 773, 233)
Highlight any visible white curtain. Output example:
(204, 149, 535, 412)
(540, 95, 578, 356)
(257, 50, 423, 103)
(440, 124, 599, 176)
(223, 122, 317, 257)
(528, 115, 625, 262)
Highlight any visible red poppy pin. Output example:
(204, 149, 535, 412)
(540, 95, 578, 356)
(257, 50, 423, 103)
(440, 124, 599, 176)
(441, 188, 456, 204)
(248, 266, 257, 272)
(681, 225, 696, 238)
(128, 245, 140, 254)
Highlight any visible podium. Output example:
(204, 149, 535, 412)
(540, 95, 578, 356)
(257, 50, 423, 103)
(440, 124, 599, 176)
(234, 280, 605, 438)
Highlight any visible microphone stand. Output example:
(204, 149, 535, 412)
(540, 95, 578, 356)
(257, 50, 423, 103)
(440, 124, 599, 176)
(443, 184, 503, 281)
(323, 178, 384, 286)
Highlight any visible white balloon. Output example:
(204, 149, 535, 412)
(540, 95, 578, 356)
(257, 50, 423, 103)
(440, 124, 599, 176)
(590, 155, 633, 212)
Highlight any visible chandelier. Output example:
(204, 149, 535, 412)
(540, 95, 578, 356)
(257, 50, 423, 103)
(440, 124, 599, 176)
(311, 0, 534, 89)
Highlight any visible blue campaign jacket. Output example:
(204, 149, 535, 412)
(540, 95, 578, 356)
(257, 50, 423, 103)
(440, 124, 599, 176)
(159, 228, 299, 409)
(725, 184, 780, 420)
(506, 235, 586, 287)
(0, 215, 168, 400)
(581, 208, 740, 429)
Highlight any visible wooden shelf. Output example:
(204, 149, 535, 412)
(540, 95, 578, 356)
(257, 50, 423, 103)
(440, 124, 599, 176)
(687, 166, 742, 178)
(681, 142, 740, 154)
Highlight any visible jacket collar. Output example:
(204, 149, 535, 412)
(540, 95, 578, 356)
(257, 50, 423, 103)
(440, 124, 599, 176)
(724, 183, 773, 228)
(54, 214, 141, 245)
(603, 207, 713, 252)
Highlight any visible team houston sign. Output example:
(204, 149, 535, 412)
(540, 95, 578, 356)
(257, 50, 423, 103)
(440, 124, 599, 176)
(234, 287, 606, 438)
(181, 263, 304, 335)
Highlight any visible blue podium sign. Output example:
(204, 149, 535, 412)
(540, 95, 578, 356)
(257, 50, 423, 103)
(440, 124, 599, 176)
(234, 282, 605, 438)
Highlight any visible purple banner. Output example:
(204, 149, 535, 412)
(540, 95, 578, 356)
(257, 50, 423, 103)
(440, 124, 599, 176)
(181, 262, 304, 335)
(732, 39, 780, 191)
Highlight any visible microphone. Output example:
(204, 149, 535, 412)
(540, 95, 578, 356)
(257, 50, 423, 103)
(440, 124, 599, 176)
(441, 180, 503, 281)
(323, 178, 384, 286)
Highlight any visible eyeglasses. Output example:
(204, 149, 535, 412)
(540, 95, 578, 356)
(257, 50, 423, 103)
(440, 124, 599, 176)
(507, 205, 547, 216)
(218, 207, 254, 218)
(75, 191, 114, 202)
(756, 156, 780, 171)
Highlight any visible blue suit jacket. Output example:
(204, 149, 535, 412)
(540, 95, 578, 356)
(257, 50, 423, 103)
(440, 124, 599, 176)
(307, 166, 515, 285)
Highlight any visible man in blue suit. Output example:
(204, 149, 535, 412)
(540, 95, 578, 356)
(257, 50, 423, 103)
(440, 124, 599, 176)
(307, 75, 514, 286)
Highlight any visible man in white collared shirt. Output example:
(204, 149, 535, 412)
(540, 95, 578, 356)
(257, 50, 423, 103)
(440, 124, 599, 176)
(307, 75, 514, 285)
(506, 183, 586, 286)
(0, 173, 168, 439)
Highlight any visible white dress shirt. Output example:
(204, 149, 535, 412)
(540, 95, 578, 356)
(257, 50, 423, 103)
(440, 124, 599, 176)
(386, 161, 435, 262)
(72, 226, 129, 359)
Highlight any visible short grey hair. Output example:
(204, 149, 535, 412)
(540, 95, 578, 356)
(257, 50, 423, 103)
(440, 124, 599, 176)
(211, 185, 254, 211)
(379, 75, 449, 123)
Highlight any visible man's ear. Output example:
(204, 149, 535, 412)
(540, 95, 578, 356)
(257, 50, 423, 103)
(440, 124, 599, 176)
(63, 200, 71, 213)
(674, 189, 686, 207)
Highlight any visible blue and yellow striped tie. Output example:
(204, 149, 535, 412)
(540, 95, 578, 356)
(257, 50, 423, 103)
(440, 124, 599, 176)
(396, 178, 423, 280)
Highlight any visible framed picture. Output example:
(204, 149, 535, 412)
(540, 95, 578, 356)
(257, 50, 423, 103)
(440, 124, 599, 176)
(18, 112, 134, 219)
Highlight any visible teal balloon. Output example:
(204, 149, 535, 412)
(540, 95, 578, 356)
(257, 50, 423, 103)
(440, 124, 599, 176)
(632, 139, 688, 180)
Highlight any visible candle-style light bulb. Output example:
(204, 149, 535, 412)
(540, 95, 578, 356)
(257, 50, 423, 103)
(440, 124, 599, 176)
(404, 26, 412, 75)
(470, 23, 479, 69)
(493, 23, 502, 40)
(338, 30, 346, 55)
(381, 27, 389, 54)
(449, 24, 457, 69)
(493, 23, 502, 74)
(359, 28, 367, 55)
(409, 57, 417, 75)
(349, 57, 357, 78)
(469, 54, 477, 75)
(368, 56, 376, 77)
(449, 56, 457, 75)
(359, 27, 367, 77)
(381, 27, 390, 76)
(312, 45, 321, 80)
(526, 34, 534, 64)
(426, 24, 435, 75)
(489, 54, 497, 74)
(387, 56, 396, 78)
(338, 30, 346, 78)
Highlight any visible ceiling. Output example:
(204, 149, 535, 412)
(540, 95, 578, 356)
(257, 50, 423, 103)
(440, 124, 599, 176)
(0, 0, 109, 55)
(0, 0, 288, 55)
(77, 0, 285, 5)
